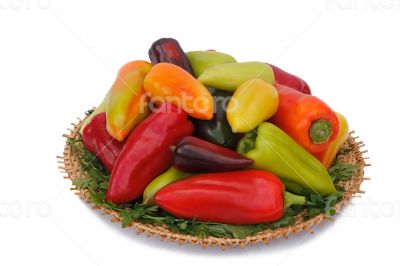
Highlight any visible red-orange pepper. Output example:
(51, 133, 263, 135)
(271, 84, 339, 154)
(155, 170, 306, 224)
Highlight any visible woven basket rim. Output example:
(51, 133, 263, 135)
(58, 115, 368, 249)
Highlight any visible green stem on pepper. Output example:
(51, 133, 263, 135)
(284, 191, 306, 209)
(309, 119, 333, 144)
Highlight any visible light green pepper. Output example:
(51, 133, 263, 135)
(142, 167, 192, 205)
(186, 50, 236, 77)
(197, 61, 274, 91)
(237, 122, 336, 196)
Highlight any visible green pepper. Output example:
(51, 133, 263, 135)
(237, 122, 336, 196)
(142, 167, 191, 205)
(186, 50, 236, 77)
(192, 88, 240, 149)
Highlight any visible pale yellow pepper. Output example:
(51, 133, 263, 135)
(198, 62, 274, 91)
(227, 78, 279, 133)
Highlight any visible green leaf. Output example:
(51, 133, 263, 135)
(268, 210, 295, 229)
(99, 181, 109, 190)
(305, 207, 323, 219)
(324, 191, 343, 215)
(328, 160, 358, 182)
(121, 212, 134, 228)
(89, 191, 106, 205)
(177, 220, 188, 230)
(72, 178, 91, 190)
(165, 215, 176, 225)
(305, 191, 344, 218)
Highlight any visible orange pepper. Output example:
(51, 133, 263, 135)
(106, 60, 152, 141)
(144, 63, 213, 120)
(271, 84, 339, 154)
(314, 112, 349, 168)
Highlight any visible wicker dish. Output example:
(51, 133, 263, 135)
(58, 115, 369, 249)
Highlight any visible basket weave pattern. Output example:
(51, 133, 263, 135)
(58, 117, 369, 249)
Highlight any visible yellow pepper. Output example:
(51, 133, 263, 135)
(227, 78, 279, 133)
(106, 60, 152, 141)
(315, 112, 349, 168)
(79, 91, 110, 134)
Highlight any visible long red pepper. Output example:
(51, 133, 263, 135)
(155, 170, 306, 225)
(82, 113, 124, 173)
(106, 103, 194, 204)
(269, 63, 311, 94)
(271, 84, 339, 154)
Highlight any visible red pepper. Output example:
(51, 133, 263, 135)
(106, 103, 194, 204)
(271, 84, 339, 154)
(82, 113, 124, 173)
(155, 170, 306, 225)
(171, 136, 253, 173)
(269, 63, 311, 94)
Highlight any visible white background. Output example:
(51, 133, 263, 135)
(0, 0, 398, 265)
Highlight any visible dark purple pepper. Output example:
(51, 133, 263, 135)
(171, 136, 253, 173)
(148, 38, 194, 75)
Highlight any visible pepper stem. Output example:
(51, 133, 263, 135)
(284, 191, 306, 209)
(170, 146, 176, 153)
(309, 119, 333, 144)
(236, 130, 258, 154)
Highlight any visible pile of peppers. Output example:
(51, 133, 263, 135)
(80, 38, 350, 225)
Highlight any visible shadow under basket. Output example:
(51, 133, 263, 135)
(58, 115, 370, 250)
